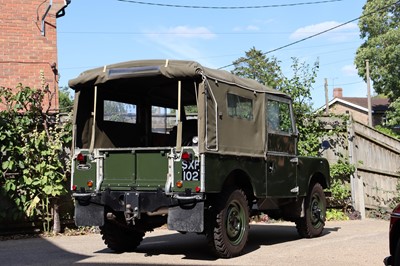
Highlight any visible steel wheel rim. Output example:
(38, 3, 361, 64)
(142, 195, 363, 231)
(310, 192, 324, 228)
(226, 200, 246, 245)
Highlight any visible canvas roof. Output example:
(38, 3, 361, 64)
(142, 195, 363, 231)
(68, 59, 288, 97)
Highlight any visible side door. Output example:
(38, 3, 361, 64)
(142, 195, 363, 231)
(265, 95, 298, 197)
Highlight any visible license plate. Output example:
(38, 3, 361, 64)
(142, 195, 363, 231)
(182, 160, 200, 181)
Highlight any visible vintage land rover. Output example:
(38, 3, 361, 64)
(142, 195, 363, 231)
(69, 59, 330, 258)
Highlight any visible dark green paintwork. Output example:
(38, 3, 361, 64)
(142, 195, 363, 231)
(72, 151, 97, 192)
(135, 151, 168, 188)
(201, 153, 329, 198)
(203, 154, 266, 196)
(103, 151, 136, 188)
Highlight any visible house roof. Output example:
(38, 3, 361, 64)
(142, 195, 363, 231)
(339, 97, 390, 112)
(316, 97, 390, 113)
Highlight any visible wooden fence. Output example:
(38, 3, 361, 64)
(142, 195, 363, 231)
(321, 116, 400, 218)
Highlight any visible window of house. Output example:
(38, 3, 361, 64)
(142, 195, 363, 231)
(227, 93, 253, 120)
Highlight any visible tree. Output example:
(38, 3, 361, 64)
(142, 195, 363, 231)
(231, 47, 284, 89)
(281, 57, 319, 121)
(59, 86, 73, 112)
(282, 58, 321, 156)
(354, 0, 400, 99)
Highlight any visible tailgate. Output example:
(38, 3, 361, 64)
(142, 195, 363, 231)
(102, 149, 169, 190)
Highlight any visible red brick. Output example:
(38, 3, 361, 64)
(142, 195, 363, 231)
(0, 0, 65, 111)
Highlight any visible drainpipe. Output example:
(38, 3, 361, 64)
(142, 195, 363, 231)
(41, 0, 53, 36)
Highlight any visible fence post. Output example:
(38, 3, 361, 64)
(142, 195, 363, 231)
(347, 116, 366, 218)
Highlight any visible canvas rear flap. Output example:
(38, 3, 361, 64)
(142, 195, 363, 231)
(203, 79, 266, 157)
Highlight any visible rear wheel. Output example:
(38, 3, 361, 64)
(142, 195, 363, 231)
(207, 188, 249, 258)
(100, 219, 145, 252)
(296, 182, 326, 238)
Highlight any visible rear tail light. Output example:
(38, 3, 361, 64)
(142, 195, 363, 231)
(76, 153, 86, 164)
(181, 152, 192, 160)
(176, 180, 183, 188)
(87, 180, 94, 188)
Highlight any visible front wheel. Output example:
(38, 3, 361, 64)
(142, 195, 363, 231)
(296, 182, 326, 238)
(206, 188, 249, 258)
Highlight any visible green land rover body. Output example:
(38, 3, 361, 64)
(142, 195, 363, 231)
(69, 59, 330, 258)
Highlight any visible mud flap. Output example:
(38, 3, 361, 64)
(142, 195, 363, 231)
(74, 202, 104, 226)
(167, 202, 204, 233)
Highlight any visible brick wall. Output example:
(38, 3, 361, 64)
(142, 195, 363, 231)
(330, 103, 369, 125)
(0, 0, 66, 111)
(330, 103, 385, 127)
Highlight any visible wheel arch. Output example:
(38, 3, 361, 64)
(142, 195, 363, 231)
(308, 171, 330, 190)
(222, 169, 255, 204)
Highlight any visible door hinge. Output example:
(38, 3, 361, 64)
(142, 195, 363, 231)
(290, 186, 299, 193)
(290, 157, 299, 165)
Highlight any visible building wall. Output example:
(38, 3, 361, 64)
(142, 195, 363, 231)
(329, 103, 385, 127)
(0, 0, 66, 111)
(330, 103, 369, 125)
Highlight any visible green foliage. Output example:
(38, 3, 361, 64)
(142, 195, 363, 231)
(326, 209, 349, 221)
(329, 179, 351, 202)
(375, 125, 400, 140)
(59, 86, 73, 112)
(327, 159, 355, 214)
(354, 0, 400, 100)
(377, 98, 400, 136)
(231, 47, 284, 88)
(0, 84, 71, 231)
(330, 159, 355, 181)
(281, 57, 319, 119)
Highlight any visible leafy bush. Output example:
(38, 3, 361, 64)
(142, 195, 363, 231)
(0, 83, 71, 232)
(326, 209, 349, 221)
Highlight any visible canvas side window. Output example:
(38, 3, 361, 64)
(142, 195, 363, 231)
(227, 93, 253, 120)
(152, 106, 177, 133)
(267, 100, 293, 134)
(104, 100, 136, 124)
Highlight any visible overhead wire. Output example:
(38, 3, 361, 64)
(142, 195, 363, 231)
(116, 0, 343, 9)
(218, 0, 400, 69)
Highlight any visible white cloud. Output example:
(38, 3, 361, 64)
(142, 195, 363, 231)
(290, 21, 358, 41)
(143, 26, 216, 65)
(148, 26, 216, 40)
(233, 25, 260, 32)
(341, 64, 358, 76)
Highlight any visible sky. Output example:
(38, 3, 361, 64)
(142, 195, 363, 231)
(57, 0, 369, 110)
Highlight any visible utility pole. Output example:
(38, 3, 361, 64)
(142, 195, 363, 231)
(366, 60, 373, 127)
(324, 78, 329, 115)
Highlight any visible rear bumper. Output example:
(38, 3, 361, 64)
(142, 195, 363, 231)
(73, 189, 204, 227)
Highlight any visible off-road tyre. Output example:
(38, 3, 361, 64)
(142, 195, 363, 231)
(296, 182, 326, 238)
(206, 188, 249, 258)
(100, 219, 145, 252)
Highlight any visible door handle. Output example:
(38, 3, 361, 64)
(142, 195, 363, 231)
(290, 157, 299, 165)
(267, 161, 275, 173)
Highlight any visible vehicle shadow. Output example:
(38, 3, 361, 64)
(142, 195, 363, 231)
(96, 223, 341, 262)
(0, 236, 89, 265)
